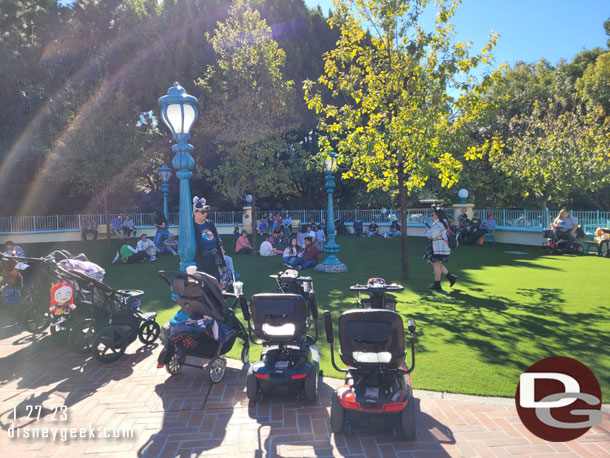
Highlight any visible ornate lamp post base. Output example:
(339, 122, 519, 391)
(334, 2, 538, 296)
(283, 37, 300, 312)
(314, 262, 348, 273)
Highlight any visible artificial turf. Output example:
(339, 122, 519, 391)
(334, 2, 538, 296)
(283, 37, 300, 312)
(17, 235, 610, 399)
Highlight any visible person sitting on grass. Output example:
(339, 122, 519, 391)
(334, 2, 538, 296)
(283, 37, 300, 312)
(258, 219, 268, 236)
(366, 220, 379, 237)
(233, 223, 240, 242)
(384, 221, 401, 238)
(259, 238, 275, 256)
(136, 234, 157, 260)
(282, 239, 302, 268)
(481, 213, 496, 233)
(114, 243, 150, 264)
(110, 216, 123, 238)
(162, 233, 179, 256)
(235, 230, 253, 255)
(294, 236, 318, 270)
(121, 215, 135, 238)
(3, 241, 25, 257)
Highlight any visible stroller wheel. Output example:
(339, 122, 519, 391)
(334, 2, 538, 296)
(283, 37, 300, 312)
(50, 324, 69, 346)
(69, 319, 94, 354)
(246, 369, 258, 401)
(241, 345, 250, 365)
(166, 353, 184, 375)
(20, 295, 50, 334)
(400, 394, 417, 441)
(138, 321, 161, 345)
(542, 245, 553, 255)
(92, 325, 128, 363)
(330, 392, 345, 434)
(576, 244, 585, 255)
(208, 357, 226, 384)
(303, 368, 318, 403)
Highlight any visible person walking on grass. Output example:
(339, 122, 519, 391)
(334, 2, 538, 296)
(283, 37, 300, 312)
(423, 206, 457, 293)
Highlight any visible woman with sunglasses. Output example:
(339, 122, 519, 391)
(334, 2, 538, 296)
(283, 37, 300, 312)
(192, 196, 225, 280)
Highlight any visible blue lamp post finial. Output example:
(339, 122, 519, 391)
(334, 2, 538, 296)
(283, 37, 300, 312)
(158, 83, 199, 271)
(315, 150, 348, 273)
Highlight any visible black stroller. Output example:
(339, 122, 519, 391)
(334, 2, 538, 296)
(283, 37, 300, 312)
(240, 269, 320, 402)
(157, 270, 249, 384)
(352, 220, 364, 236)
(62, 269, 160, 362)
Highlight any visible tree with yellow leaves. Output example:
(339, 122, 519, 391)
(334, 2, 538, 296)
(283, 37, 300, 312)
(304, 0, 500, 278)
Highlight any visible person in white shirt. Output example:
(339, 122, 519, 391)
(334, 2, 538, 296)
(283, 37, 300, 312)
(423, 206, 457, 293)
(136, 234, 157, 259)
(259, 239, 274, 257)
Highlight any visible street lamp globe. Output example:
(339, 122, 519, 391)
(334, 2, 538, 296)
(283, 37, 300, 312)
(245, 194, 253, 204)
(158, 164, 172, 183)
(458, 188, 469, 204)
(324, 154, 337, 173)
(158, 82, 198, 141)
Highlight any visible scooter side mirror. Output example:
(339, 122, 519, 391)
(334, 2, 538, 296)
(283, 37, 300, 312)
(408, 319, 416, 334)
(324, 311, 334, 344)
(239, 294, 251, 321)
(309, 293, 319, 320)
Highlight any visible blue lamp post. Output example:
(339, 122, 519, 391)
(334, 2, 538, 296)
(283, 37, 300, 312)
(158, 164, 172, 222)
(315, 151, 348, 273)
(158, 82, 198, 271)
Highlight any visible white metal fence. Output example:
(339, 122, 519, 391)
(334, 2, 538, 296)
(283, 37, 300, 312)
(0, 209, 608, 234)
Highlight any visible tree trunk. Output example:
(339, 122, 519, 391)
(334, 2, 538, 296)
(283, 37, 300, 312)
(251, 182, 257, 255)
(104, 192, 110, 242)
(397, 154, 409, 279)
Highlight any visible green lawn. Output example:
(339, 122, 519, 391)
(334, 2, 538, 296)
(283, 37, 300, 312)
(19, 235, 610, 399)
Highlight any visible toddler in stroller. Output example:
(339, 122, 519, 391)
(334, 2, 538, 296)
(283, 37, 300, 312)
(157, 270, 249, 384)
(240, 269, 320, 402)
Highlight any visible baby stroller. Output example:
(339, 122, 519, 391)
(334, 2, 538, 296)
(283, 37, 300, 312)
(240, 269, 320, 402)
(335, 218, 349, 236)
(63, 269, 160, 362)
(157, 270, 249, 384)
(350, 278, 404, 311)
(324, 308, 417, 440)
(542, 226, 585, 255)
(5, 250, 85, 334)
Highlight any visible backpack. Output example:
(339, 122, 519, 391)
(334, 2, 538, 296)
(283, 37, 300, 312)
(446, 227, 458, 249)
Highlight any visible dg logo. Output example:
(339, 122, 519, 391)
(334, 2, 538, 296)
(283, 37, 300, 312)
(515, 356, 603, 441)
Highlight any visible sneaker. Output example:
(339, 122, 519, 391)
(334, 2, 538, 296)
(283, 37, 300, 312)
(446, 274, 458, 287)
(283, 263, 293, 270)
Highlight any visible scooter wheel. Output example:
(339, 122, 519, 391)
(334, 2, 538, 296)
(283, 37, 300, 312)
(246, 369, 258, 401)
(303, 369, 318, 403)
(400, 395, 417, 441)
(330, 392, 345, 434)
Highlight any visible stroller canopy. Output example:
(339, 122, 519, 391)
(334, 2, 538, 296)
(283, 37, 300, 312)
(338, 309, 405, 369)
(172, 271, 229, 323)
(250, 293, 308, 342)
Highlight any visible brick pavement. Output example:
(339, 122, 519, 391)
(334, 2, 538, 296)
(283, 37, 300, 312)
(0, 317, 608, 457)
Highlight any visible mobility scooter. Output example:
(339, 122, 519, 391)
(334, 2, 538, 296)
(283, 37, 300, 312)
(324, 277, 417, 440)
(241, 269, 320, 402)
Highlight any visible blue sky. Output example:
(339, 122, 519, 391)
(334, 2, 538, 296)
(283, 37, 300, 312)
(303, 0, 610, 67)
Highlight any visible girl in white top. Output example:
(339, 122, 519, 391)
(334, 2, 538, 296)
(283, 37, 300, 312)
(423, 207, 457, 293)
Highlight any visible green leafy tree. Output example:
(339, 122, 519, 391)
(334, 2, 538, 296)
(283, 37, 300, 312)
(488, 99, 610, 208)
(196, 0, 302, 250)
(304, 0, 498, 278)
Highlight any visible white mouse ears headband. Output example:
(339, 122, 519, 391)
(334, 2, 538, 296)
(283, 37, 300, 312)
(193, 196, 211, 212)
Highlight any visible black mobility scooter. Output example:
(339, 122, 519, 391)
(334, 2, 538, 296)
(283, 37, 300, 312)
(324, 278, 417, 440)
(157, 270, 249, 383)
(241, 269, 320, 402)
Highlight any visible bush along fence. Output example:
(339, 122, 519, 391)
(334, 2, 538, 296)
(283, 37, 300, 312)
(1, 209, 609, 235)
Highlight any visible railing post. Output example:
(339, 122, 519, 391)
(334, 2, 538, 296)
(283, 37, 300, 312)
(78, 214, 82, 230)
(503, 209, 506, 227)
(56, 215, 60, 230)
(9, 216, 13, 232)
(597, 210, 600, 228)
(33, 216, 36, 231)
